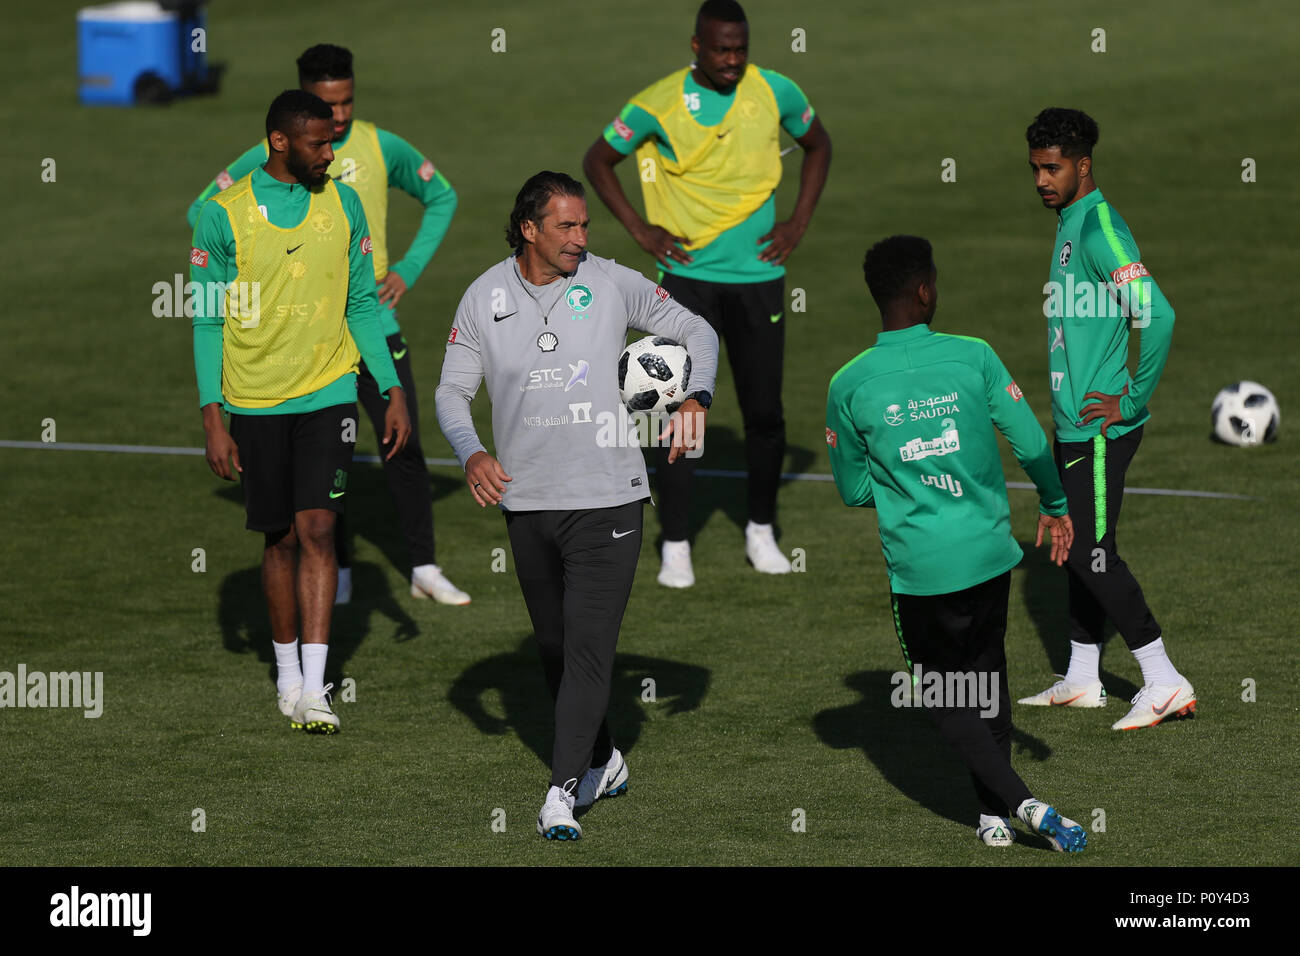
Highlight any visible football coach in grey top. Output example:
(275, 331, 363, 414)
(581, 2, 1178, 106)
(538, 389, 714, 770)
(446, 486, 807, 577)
(435, 171, 718, 841)
(436, 185, 719, 511)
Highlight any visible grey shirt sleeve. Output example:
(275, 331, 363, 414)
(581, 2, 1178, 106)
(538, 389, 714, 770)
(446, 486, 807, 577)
(615, 265, 720, 396)
(434, 285, 489, 468)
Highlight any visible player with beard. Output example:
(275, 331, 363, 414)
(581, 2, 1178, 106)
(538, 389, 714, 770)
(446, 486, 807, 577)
(190, 90, 410, 734)
(188, 44, 466, 608)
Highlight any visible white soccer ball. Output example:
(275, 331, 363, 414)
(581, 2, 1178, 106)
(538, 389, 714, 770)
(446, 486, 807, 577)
(618, 336, 692, 414)
(1211, 381, 1279, 446)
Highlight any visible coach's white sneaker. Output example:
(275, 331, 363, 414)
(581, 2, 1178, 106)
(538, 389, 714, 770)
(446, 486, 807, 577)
(1111, 681, 1196, 731)
(411, 564, 471, 605)
(658, 540, 694, 588)
(976, 814, 1016, 847)
(335, 567, 352, 605)
(576, 748, 629, 808)
(745, 522, 791, 574)
(537, 780, 581, 841)
(1017, 798, 1087, 853)
(292, 683, 339, 735)
(1017, 675, 1108, 707)
(277, 683, 302, 725)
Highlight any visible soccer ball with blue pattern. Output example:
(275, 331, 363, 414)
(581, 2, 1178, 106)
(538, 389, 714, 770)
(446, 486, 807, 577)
(1212, 381, 1279, 446)
(618, 336, 692, 414)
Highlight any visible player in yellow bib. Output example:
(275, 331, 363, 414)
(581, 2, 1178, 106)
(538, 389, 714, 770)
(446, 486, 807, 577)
(191, 90, 411, 734)
(584, 0, 832, 587)
(188, 45, 468, 608)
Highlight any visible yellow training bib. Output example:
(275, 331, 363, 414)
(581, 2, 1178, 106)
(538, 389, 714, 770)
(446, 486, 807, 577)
(213, 176, 359, 408)
(632, 65, 782, 249)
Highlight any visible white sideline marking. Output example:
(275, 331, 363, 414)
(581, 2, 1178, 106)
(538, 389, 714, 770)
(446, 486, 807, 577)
(0, 440, 1259, 500)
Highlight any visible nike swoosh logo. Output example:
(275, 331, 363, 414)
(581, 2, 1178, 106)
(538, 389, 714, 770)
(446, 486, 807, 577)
(611, 529, 637, 539)
(717, 129, 732, 139)
(770, 312, 783, 323)
(1065, 457, 1086, 469)
(493, 311, 517, 322)
(286, 244, 304, 255)
(329, 491, 346, 499)
(1151, 689, 1182, 716)
(391, 348, 408, 360)
(1050, 692, 1085, 706)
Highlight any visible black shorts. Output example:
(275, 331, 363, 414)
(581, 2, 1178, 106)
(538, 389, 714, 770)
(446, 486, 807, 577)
(228, 402, 358, 532)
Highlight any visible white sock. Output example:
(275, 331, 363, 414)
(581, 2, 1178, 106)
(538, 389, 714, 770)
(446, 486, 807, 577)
(1132, 637, 1181, 686)
(662, 539, 690, 555)
(745, 521, 773, 536)
(273, 640, 301, 694)
(1063, 641, 1101, 685)
(979, 812, 1012, 829)
(412, 563, 438, 577)
(301, 643, 329, 694)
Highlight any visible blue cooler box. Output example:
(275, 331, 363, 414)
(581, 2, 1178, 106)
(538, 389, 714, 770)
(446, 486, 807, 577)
(78, 1, 182, 106)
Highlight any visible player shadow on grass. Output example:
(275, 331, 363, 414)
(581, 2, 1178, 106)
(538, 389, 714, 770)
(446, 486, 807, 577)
(1016, 539, 1139, 702)
(213, 486, 421, 690)
(335, 460, 465, 578)
(216, 561, 419, 690)
(448, 635, 710, 778)
(813, 669, 1059, 843)
(648, 423, 817, 547)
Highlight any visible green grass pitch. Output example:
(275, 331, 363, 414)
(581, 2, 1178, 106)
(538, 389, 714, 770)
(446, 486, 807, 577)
(2, 0, 1297, 866)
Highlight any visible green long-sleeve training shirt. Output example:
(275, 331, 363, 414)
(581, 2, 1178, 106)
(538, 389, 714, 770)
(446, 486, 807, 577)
(187, 122, 457, 337)
(190, 167, 399, 414)
(1044, 188, 1175, 441)
(826, 324, 1066, 596)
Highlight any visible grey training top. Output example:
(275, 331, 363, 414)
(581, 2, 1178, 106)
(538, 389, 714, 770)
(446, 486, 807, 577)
(435, 251, 719, 512)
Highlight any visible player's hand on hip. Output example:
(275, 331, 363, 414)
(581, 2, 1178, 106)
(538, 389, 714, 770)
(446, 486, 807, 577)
(382, 387, 411, 460)
(377, 272, 408, 308)
(661, 400, 707, 464)
(758, 219, 806, 265)
(1079, 384, 1128, 437)
(633, 223, 693, 271)
(1036, 512, 1073, 566)
(465, 451, 511, 507)
(204, 425, 241, 481)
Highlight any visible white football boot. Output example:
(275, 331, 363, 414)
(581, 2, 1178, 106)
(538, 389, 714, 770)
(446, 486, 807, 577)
(537, 780, 581, 841)
(976, 814, 1016, 847)
(1111, 681, 1196, 731)
(575, 748, 629, 808)
(277, 683, 303, 727)
(745, 522, 791, 574)
(291, 683, 340, 735)
(657, 540, 695, 588)
(1017, 799, 1087, 853)
(411, 564, 471, 605)
(1017, 675, 1107, 707)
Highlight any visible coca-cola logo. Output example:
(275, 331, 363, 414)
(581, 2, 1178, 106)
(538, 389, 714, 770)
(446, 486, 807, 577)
(190, 247, 209, 267)
(360, 236, 372, 255)
(1110, 262, 1149, 286)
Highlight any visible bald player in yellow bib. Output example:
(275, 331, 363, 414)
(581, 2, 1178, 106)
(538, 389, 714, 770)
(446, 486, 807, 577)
(584, 0, 831, 588)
